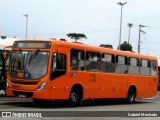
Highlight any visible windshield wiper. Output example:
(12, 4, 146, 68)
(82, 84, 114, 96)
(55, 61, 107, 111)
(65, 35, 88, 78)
(11, 56, 16, 71)
(29, 49, 40, 65)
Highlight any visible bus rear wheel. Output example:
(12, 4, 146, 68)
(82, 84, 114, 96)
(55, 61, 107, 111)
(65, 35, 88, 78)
(127, 87, 136, 104)
(69, 88, 82, 107)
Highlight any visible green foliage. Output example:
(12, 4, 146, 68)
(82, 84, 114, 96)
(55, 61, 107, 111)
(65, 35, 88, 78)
(118, 41, 132, 51)
(66, 33, 87, 42)
(99, 44, 113, 48)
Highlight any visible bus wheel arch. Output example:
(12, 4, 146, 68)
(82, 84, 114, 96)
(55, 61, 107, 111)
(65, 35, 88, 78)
(127, 85, 136, 104)
(69, 84, 83, 107)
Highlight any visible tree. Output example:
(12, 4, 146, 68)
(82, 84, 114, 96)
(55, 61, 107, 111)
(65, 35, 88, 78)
(118, 41, 132, 51)
(66, 33, 87, 42)
(99, 44, 113, 49)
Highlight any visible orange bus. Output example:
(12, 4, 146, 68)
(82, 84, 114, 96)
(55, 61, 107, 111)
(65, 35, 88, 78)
(6, 38, 158, 106)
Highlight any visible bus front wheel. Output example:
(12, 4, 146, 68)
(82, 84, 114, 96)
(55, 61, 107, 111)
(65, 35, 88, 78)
(69, 88, 82, 107)
(127, 87, 136, 104)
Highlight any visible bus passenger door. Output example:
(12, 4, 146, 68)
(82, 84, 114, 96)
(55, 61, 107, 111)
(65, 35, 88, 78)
(50, 50, 70, 99)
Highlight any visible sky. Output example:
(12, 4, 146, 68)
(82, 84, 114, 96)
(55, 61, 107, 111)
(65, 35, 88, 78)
(1, 0, 160, 57)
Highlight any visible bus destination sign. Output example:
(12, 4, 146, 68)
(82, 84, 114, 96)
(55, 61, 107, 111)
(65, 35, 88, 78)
(13, 41, 51, 49)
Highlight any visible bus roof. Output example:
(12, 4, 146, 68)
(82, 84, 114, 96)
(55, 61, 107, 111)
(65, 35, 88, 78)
(15, 38, 157, 61)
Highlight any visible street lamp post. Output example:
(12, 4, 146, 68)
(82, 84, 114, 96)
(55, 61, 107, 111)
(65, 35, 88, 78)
(127, 23, 133, 44)
(138, 25, 146, 53)
(23, 14, 28, 39)
(117, 2, 127, 50)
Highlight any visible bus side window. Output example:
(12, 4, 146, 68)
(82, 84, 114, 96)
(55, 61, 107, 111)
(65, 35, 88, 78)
(52, 53, 66, 71)
(51, 53, 66, 80)
(151, 60, 156, 76)
(128, 57, 139, 75)
(70, 49, 85, 70)
(52, 53, 57, 71)
(140, 59, 150, 76)
(101, 53, 115, 73)
(57, 54, 66, 70)
(86, 51, 100, 72)
(115, 56, 128, 74)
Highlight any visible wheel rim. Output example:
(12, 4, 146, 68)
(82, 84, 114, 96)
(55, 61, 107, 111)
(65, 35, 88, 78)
(129, 91, 135, 102)
(70, 92, 78, 103)
(129, 93, 133, 102)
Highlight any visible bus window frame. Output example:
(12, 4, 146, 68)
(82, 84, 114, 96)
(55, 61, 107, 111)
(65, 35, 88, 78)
(86, 51, 101, 72)
(115, 55, 128, 74)
(70, 49, 85, 71)
(140, 59, 151, 76)
(101, 53, 115, 73)
(50, 52, 67, 80)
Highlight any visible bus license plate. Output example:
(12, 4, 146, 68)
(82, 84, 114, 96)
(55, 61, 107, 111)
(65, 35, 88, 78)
(19, 94, 26, 98)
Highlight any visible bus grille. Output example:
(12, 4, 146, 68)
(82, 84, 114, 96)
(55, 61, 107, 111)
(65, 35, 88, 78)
(11, 80, 39, 85)
(12, 90, 34, 97)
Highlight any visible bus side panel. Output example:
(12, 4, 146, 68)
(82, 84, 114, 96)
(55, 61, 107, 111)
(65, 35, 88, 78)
(68, 71, 101, 99)
(148, 76, 158, 97)
(50, 71, 102, 100)
(138, 76, 155, 98)
(128, 75, 141, 97)
(88, 72, 101, 99)
(128, 75, 156, 98)
(149, 76, 158, 97)
(50, 73, 71, 100)
(99, 73, 128, 98)
(100, 73, 116, 98)
(33, 89, 50, 100)
(114, 74, 128, 98)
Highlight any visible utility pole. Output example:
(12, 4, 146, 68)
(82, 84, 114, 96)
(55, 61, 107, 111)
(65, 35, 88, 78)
(23, 14, 28, 39)
(138, 25, 146, 53)
(127, 23, 133, 44)
(117, 2, 127, 50)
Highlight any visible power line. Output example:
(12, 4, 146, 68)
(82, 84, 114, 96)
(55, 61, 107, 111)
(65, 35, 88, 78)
(6, 27, 134, 37)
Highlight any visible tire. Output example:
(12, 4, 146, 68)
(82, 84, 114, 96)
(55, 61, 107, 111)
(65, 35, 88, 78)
(127, 88, 136, 104)
(69, 88, 82, 107)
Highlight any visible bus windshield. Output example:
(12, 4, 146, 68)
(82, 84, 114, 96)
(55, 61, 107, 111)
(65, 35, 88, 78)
(9, 50, 49, 79)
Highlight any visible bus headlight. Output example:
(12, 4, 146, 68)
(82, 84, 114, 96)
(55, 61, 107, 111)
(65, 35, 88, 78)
(37, 81, 47, 90)
(6, 79, 11, 88)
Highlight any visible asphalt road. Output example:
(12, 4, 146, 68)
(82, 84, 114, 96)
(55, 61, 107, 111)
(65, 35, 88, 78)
(0, 92, 160, 120)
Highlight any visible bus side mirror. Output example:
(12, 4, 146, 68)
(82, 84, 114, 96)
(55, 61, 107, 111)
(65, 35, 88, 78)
(4, 51, 6, 60)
